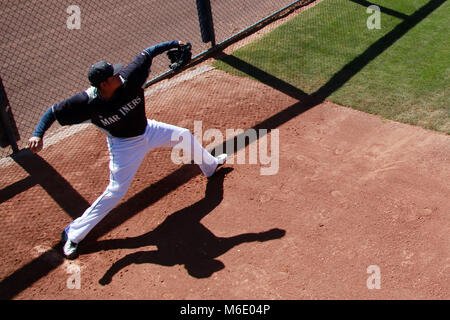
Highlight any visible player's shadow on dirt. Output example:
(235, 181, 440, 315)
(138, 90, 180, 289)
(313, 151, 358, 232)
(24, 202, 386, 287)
(91, 167, 285, 285)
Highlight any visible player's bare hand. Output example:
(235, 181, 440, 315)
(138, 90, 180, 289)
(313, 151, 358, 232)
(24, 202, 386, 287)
(178, 40, 186, 46)
(28, 136, 43, 153)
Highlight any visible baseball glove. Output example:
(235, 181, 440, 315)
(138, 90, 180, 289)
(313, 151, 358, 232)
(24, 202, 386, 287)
(167, 42, 192, 71)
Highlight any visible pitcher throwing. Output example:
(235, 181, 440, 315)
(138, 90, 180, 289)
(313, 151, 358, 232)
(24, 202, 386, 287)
(28, 40, 227, 259)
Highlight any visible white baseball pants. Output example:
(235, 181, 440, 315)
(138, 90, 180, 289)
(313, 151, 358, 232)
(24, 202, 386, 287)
(65, 119, 219, 244)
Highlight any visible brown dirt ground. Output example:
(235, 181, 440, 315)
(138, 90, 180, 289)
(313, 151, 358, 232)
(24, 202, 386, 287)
(0, 0, 449, 300)
(0, 64, 449, 300)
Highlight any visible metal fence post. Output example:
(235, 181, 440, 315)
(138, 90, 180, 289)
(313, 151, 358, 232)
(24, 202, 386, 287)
(0, 76, 20, 154)
(196, 0, 216, 47)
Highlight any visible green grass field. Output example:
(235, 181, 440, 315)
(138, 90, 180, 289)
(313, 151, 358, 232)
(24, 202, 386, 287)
(214, 0, 449, 134)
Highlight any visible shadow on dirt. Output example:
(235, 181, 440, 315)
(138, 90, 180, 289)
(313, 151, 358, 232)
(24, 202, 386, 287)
(86, 167, 286, 284)
(0, 0, 444, 299)
(1, 151, 90, 219)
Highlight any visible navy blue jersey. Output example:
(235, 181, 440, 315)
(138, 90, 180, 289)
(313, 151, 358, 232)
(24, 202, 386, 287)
(49, 41, 179, 138)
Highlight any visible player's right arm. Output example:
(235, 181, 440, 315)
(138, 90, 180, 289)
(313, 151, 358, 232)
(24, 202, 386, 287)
(28, 106, 56, 153)
(28, 92, 91, 153)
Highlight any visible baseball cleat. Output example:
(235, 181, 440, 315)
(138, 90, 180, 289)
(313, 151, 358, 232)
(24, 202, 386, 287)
(216, 153, 228, 166)
(61, 231, 79, 260)
(207, 153, 228, 178)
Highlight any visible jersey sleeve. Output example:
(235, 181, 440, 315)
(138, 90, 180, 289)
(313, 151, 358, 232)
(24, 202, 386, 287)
(33, 106, 56, 138)
(143, 40, 179, 59)
(52, 91, 92, 126)
(119, 53, 152, 89)
(120, 41, 180, 89)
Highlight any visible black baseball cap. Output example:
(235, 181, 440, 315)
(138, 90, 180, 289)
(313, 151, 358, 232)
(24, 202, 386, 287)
(88, 61, 123, 87)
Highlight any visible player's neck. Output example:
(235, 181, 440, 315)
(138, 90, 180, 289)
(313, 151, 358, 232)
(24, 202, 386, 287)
(98, 76, 123, 100)
(98, 84, 121, 100)
(98, 87, 114, 100)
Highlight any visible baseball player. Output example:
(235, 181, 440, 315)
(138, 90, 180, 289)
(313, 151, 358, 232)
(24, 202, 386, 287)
(28, 40, 227, 259)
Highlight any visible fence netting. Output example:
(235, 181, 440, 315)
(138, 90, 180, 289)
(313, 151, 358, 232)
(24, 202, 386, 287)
(0, 0, 310, 158)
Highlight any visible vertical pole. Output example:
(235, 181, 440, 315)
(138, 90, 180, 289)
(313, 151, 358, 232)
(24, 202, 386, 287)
(205, 0, 216, 47)
(196, 0, 216, 47)
(0, 76, 19, 154)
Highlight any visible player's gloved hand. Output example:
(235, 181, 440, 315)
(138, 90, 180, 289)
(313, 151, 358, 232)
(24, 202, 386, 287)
(167, 42, 192, 71)
(28, 136, 43, 153)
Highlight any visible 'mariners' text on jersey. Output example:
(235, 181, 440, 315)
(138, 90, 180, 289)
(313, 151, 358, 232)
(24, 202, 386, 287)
(100, 96, 142, 126)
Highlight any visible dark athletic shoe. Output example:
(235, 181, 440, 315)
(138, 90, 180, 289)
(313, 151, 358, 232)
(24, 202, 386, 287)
(61, 230, 78, 260)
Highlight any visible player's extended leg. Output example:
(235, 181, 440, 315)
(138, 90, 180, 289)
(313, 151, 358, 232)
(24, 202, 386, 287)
(62, 121, 226, 258)
(145, 119, 226, 177)
(64, 134, 149, 249)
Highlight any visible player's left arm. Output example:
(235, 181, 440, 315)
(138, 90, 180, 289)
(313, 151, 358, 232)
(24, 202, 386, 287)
(143, 40, 183, 59)
(121, 40, 185, 88)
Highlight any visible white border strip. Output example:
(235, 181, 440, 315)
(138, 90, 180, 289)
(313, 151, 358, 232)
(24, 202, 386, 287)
(145, 65, 214, 97)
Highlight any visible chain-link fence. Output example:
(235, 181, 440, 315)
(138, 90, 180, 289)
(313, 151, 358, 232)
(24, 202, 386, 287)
(0, 0, 313, 159)
(212, 0, 303, 44)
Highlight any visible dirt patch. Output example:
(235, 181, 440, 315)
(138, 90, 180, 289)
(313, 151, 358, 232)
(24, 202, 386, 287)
(0, 64, 449, 299)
